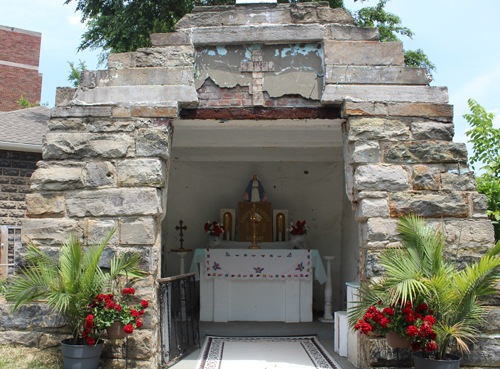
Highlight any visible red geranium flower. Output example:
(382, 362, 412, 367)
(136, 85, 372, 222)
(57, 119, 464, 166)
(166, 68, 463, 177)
(411, 343, 422, 352)
(141, 300, 149, 308)
(413, 313, 423, 320)
(423, 315, 436, 324)
(367, 306, 377, 314)
(383, 308, 395, 316)
(85, 320, 93, 329)
(429, 309, 434, 315)
(114, 304, 122, 312)
(363, 313, 373, 322)
(140, 310, 144, 315)
(124, 324, 134, 334)
(360, 322, 372, 334)
(82, 329, 90, 338)
(131, 309, 140, 318)
(426, 342, 438, 352)
(416, 303, 428, 312)
(402, 307, 413, 315)
(407, 325, 419, 337)
(86, 337, 96, 346)
(122, 288, 135, 295)
(136, 318, 143, 328)
(86, 314, 94, 322)
(380, 317, 391, 328)
(405, 315, 416, 323)
(429, 331, 437, 340)
(106, 301, 115, 309)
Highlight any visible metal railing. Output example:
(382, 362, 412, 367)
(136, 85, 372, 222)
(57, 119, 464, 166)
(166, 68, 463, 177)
(0, 226, 22, 280)
(158, 272, 200, 367)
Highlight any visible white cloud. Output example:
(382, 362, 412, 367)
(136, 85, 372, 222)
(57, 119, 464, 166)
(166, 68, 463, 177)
(67, 14, 83, 27)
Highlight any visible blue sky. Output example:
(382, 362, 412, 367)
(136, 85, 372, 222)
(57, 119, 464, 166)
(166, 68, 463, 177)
(1, 0, 499, 157)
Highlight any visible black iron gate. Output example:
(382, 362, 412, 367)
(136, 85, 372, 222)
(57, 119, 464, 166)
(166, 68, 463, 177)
(158, 272, 200, 367)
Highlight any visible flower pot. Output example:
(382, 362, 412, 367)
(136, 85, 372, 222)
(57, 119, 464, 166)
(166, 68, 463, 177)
(413, 352, 461, 369)
(106, 319, 126, 339)
(385, 331, 411, 348)
(208, 235, 221, 248)
(290, 234, 306, 249)
(61, 338, 103, 369)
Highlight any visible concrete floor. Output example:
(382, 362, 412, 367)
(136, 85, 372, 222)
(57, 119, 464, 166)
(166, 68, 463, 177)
(168, 319, 356, 369)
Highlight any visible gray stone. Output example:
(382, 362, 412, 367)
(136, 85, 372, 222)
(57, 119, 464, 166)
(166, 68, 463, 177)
(80, 70, 96, 88)
(87, 219, 117, 245)
(324, 41, 404, 66)
(329, 25, 378, 41)
(55, 87, 77, 106)
(97, 246, 158, 274)
(365, 250, 384, 277)
(0, 330, 42, 347)
(354, 164, 410, 192)
(386, 102, 454, 121)
(317, 7, 354, 24)
(75, 86, 197, 106)
(389, 192, 468, 218)
(48, 118, 86, 131)
(353, 191, 388, 201)
(108, 52, 136, 70)
(0, 303, 66, 332)
(117, 159, 165, 187)
(136, 129, 171, 158)
(66, 188, 162, 217)
(84, 161, 115, 188)
(30, 164, 84, 191)
(411, 165, 440, 190)
(361, 218, 400, 242)
(410, 121, 454, 141)
(21, 218, 84, 246)
(43, 132, 134, 159)
(95, 67, 194, 87)
(326, 66, 431, 85)
(441, 219, 495, 246)
(472, 193, 488, 215)
(125, 330, 154, 360)
(135, 46, 194, 68)
(479, 307, 500, 332)
(86, 119, 135, 132)
(441, 172, 477, 191)
(219, 8, 292, 26)
(130, 103, 179, 118)
(25, 193, 65, 218)
(384, 142, 468, 164)
(347, 141, 380, 164)
(343, 100, 388, 117)
(322, 85, 448, 104)
(356, 198, 390, 221)
(150, 32, 191, 46)
(191, 25, 326, 45)
(347, 117, 410, 142)
(460, 336, 500, 366)
(119, 217, 156, 245)
(40, 333, 72, 349)
(51, 105, 113, 118)
(175, 12, 222, 29)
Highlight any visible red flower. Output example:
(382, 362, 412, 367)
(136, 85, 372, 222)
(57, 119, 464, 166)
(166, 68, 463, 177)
(82, 329, 90, 338)
(140, 310, 144, 315)
(426, 342, 438, 352)
(106, 301, 115, 309)
(122, 288, 135, 295)
(429, 332, 437, 340)
(383, 308, 395, 317)
(86, 337, 95, 346)
(372, 312, 384, 323)
(424, 315, 436, 324)
(420, 322, 433, 334)
(131, 309, 140, 318)
(204, 223, 209, 231)
(407, 326, 419, 337)
(114, 304, 122, 312)
(416, 303, 428, 312)
(429, 309, 434, 315)
(413, 313, 423, 320)
(136, 318, 143, 328)
(380, 317, 391, 328)
(367, 306, 377, 314)
(411, 343, 422, 352)
(85, 320, 93, 329)
(124, 324, 134, 334)
(377, 300, 382, 305)
(360, 322, 372, 334)
(107, 294, 114, 300)
(363, 313, 373, 322)
(141, 300, 149, 308)
(405, 315, 416, 323)
(402, 307, 413, 315)
(86, 314, 94, 322)
(405, 302, 412, 308)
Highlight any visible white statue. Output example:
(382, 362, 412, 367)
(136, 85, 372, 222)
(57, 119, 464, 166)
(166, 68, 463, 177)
(243, 173, 267, 202)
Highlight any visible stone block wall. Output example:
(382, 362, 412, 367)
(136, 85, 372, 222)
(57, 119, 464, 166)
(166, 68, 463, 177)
(0, 26, 43, 112)
(0, 149, 40, 225)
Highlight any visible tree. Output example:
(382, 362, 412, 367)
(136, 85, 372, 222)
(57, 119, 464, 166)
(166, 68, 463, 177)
(464, 99, 500, 240)
(17, 93, 40, 109)
(68, 60, 87, 87)
(66, 0, 434, 73)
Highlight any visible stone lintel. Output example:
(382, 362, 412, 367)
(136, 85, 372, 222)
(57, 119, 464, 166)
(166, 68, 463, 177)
(323, 85, 448, 105)
(84, 68, 194, 88)
(325, 66, 431, 85)
(342, 101, 454, 121)
(324, 41, 404, 66)
(150, 32, 191, 46)
(328, 24, 378, 41)
(74, 86, 197, 106)
(51, 105, 114, 118)
(191, 24, 326, 45)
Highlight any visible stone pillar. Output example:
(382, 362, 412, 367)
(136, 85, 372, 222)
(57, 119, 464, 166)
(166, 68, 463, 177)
(22, 104, 175, 368)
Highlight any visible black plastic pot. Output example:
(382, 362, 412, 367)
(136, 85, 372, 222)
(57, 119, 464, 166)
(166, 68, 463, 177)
(413, 352, 461, 369)
(61, 339, 104, 369)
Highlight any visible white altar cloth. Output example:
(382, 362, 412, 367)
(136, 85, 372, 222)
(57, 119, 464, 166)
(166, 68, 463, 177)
(190, 249, 327, 323)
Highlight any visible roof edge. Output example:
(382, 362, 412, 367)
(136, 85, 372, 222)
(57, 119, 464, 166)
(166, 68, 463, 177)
(0, 141, 42, 153)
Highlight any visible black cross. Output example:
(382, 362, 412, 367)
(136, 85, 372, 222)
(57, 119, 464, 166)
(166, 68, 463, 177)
(175, 220, 187, 249)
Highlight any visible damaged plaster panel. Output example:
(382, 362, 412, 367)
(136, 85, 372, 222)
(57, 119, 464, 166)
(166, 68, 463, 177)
(195, 43, 323, 100)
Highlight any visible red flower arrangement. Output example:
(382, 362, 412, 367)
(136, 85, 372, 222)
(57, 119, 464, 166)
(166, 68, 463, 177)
(204, 221, 224, 236)
(354, 301, 437, 353)
(288, 220, 308, 235)
(84, 288, 149, 343)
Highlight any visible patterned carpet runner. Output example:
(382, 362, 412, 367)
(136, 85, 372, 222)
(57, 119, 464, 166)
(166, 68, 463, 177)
(196, 336, 340, 369)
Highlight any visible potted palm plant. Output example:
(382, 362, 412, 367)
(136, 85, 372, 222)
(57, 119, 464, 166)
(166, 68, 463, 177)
(349, 215, 500, 368)
(5, 230, 145, 369)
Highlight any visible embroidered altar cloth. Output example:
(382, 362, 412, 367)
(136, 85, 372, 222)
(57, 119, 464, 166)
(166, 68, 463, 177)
(204, 248, 312, 280)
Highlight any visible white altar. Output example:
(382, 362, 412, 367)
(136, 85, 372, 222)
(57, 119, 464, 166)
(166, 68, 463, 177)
(189, 248, 327, 323)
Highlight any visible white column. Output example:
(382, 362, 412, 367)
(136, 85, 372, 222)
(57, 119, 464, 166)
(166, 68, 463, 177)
(319, 256, 334, 323)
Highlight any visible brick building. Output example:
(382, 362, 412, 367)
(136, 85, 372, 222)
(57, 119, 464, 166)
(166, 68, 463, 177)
(0, 25, 43, 112)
